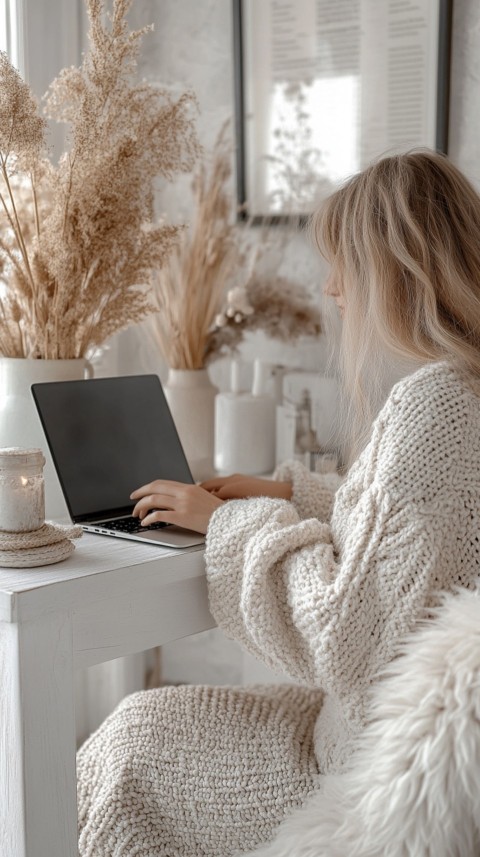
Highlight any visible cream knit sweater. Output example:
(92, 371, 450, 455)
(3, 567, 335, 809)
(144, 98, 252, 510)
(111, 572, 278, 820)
(77, 361, 480, 857)
(205, 360, 480, 773)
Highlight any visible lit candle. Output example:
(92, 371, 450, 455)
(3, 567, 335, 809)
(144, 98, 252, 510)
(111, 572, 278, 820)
(0, 448, 46, 532)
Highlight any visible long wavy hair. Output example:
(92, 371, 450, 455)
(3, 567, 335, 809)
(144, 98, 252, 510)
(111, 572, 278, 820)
(312, 149, 480, 466)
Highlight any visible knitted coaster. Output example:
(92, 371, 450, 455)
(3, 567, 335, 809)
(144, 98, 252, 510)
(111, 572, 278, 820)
(0, 538, 76, 568)
(0, 522, 83, 550)
(0, 521, 83, 568)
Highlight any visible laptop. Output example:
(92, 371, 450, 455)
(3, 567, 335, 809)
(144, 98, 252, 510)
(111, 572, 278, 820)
(31, 374, 205, 548)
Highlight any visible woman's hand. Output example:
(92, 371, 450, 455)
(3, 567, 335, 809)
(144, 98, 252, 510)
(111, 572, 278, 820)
(200, 473, 292, 502)
(130, 481, 224, 535)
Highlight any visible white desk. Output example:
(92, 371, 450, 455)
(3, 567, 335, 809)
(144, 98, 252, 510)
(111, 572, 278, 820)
(0, 533, 214, 857)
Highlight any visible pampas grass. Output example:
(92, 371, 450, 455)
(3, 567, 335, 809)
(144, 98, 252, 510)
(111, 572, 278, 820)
(149, 125, 322, 370)
(149, 122, 238, 370)
(0, 0, 199, 359)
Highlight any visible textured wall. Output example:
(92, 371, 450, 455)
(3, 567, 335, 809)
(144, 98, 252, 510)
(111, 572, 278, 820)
(123, 0, 480, 383)
(117, 0, 330, 385)
(130, 0, 480, 178)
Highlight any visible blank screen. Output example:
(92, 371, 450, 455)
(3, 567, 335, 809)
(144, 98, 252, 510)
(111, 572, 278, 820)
(32, 375, 193, 520)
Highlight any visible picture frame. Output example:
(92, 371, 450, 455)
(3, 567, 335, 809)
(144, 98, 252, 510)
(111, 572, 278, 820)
(233, 0, 453, 222)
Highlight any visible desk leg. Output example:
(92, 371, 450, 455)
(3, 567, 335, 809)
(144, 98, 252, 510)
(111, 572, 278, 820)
(0, 611, 78, 857)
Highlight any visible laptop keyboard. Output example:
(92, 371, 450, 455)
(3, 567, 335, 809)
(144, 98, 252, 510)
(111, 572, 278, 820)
(99, 516, 168, 533)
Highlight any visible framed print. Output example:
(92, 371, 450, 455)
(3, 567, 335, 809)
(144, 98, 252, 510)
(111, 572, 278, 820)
(233, 0, 452, 220)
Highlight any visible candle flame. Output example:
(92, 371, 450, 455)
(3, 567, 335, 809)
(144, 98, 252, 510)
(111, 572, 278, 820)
(20, 476, 28, 486)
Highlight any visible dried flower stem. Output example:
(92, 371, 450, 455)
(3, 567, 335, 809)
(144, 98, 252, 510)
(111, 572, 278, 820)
(31, 175, 41, 240)
(0, 162, 36, 297)
(0, 232, 24, 280)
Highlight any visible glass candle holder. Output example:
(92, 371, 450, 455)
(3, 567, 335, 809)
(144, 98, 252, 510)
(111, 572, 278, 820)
(0, 447, 46, 532)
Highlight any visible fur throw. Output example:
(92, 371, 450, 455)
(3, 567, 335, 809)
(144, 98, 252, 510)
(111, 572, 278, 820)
(245, 585, 480, 857)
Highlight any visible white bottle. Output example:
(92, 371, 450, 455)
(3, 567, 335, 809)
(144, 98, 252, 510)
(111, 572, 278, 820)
(214, 359, 276, 475)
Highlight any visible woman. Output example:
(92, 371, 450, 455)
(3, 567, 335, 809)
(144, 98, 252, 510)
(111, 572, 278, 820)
(77, 150, 480, 857)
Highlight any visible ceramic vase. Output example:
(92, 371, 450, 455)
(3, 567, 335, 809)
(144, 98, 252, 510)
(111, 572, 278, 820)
(164, 368, 218, 482)
(0, 357, 93, 522)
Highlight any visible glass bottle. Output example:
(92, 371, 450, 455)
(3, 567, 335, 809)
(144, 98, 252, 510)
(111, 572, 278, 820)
(294, 389, 317, 461)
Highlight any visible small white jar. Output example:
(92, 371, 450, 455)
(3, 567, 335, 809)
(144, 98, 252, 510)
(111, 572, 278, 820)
(0, 447, 46, 532)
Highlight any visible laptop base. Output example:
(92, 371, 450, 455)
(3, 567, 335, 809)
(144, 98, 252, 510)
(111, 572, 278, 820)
(82, 523, 204, 548)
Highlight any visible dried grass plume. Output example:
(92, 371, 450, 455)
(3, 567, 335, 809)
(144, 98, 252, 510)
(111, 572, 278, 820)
(148, 124, 322, 370)
(148, 121, 238, 370)
(0, 0, 200, 358)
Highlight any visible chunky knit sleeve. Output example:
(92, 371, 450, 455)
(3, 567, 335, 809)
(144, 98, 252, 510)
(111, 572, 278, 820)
(205, 486, 448, 696)
(273, 459, 343, 521)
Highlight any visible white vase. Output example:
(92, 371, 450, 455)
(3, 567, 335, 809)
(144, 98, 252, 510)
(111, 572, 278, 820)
(164, 368, 218, 482)
(0, 357, 93, 523)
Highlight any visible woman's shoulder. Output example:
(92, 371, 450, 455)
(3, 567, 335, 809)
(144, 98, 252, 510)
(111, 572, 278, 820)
(381, 360, 479, 428)
(373, 360, 480, 500)
(389, 359, 477, 404)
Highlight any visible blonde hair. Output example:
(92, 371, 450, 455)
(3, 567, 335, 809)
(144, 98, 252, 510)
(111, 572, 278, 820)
(312, 149, 480, 465)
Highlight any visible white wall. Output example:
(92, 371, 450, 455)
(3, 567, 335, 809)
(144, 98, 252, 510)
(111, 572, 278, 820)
(111, 0, 330, 389)
(21, 0, 80, 160)
(117, 0, 480, 386)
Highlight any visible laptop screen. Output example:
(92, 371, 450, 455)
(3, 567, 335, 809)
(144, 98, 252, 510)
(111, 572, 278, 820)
(32, 375, 194, 522)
